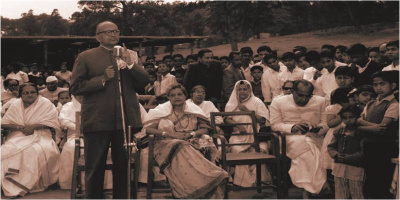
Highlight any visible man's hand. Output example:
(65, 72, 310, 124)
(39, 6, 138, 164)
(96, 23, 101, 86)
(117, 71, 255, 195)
(313, 71, 322, 80)
(291, 123, 309, 134)
(121, 43, 138, 66)
(370, 124, 388, 135)
(104, 66, 115, 81)
(22, 125, 35, 136)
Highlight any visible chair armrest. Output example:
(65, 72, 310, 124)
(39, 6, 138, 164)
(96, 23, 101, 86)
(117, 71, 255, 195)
(274, 131, 288, 159)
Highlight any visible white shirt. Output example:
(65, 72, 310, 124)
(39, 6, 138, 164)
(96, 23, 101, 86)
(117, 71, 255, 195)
(303, 67, 328, 98)
(54, 71, 72, 84)
(270, 94, 328, 135)
(279, 66, 304, 82)
(320, 67, 339, 102)
(39, 87, 68, 103)
(6, 71, 29, 84)
(382, 63, 399, 71)
(240, 66, 252, 82)
(160, 73, 177, 94)
(261, 65, 287, 102)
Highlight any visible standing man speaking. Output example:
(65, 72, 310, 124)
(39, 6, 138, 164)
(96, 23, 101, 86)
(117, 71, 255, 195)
(70, 21, 149, 199)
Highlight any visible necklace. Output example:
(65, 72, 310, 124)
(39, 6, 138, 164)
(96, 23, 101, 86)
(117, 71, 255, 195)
(173, 110, 189, 129)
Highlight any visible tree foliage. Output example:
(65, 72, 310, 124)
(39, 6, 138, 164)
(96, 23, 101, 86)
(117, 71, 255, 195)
(1, 1, 398, 50)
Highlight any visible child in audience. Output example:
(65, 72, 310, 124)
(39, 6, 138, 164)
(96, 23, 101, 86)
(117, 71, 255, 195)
(250, 65, 264, 101)
(348, 85, 376, 113)
(174, 68, 186, 85)
(334, 66, 356, 89)
(358, 70, 399, 198)
(220, 56, 230, 69)
(328, 105, 364, 199)
(382, 40, 399, 71)
(321, 87, 354, 170)
(156, 62, 177, 101)
(57, 90, 72, 113)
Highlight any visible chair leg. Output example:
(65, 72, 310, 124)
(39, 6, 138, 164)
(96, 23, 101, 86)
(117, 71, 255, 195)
(256, 164, 262, 193)
(276, 161, 283, 199)
(282, 160, 289, 198)
(147, 137, 155, 199)
(132, 149, 140, 199)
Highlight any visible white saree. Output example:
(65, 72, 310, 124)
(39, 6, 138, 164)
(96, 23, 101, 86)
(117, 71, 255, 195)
(225, 80, 272, 187)
(1, 96, 60, 197)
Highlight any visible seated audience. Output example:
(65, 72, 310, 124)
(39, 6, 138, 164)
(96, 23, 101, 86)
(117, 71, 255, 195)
(39, 76, 68, 105)
(6, 62, 29, 85)
(143, 84, 228, 198)
(224, 80, 272, 187)
(54, 62, 72, 84)
(1, 79, 19, 104)
(270, 80, 329, 198)
(1, 83, 60, 197)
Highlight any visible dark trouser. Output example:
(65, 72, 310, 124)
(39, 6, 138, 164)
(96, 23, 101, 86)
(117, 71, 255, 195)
(363, 139, 398, 199)
(84, 131, 127, 199)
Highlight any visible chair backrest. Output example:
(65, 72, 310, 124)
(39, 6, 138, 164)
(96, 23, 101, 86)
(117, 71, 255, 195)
(210, 111, 261, 151)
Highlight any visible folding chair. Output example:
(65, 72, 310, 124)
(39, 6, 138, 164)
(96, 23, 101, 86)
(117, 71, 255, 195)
(70, 111, 141, 199)
(210, 111, 284, 198)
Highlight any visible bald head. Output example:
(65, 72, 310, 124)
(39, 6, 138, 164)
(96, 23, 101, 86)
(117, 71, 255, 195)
(96, 21, 117, 35)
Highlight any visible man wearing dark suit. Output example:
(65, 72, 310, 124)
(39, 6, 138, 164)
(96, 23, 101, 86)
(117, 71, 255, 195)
(346, 43, 384, 87)
(70, 21, 149, 199)
(183, 49, 223, 102)
(222, 51, 246, 101)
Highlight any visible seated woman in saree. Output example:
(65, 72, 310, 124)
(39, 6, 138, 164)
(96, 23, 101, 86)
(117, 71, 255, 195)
(143, 84, 228, 199)
(224, 80, 272, 187)
(1, 83, 60, 198)
(187, 84, 224, 158)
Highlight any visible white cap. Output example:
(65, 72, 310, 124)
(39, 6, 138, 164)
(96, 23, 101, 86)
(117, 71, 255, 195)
(46, 76, 58, 83)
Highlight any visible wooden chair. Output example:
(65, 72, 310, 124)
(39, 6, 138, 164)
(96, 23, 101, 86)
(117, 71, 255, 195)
(70, 111, 141, 199)
(210, 111, 284, 198)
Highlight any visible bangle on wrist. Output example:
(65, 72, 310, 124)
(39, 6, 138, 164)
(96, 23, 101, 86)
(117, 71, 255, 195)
(162, 131, 167, 137)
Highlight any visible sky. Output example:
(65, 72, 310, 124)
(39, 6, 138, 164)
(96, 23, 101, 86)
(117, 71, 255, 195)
(0, 0, 195, 20)
(1, 0, 82, 20)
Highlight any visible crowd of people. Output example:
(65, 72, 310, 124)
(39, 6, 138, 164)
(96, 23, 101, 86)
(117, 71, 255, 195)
(1, 20, 399, 199)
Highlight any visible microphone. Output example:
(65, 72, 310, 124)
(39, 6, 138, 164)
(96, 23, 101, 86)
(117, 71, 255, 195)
(113, 45, 122, 58)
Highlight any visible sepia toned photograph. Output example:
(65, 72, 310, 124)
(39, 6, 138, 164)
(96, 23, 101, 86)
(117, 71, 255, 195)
(1, 0, 399, 199)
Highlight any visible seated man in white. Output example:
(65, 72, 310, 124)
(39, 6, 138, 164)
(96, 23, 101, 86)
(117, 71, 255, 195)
(270, 79, 329, 198)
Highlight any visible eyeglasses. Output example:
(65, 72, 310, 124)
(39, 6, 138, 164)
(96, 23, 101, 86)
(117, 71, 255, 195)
(282, 87, 293, 90)
(21, 91, 37, 95)
(96, 30, 120, 36)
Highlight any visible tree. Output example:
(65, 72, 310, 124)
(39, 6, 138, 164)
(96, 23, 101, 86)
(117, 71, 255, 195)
(43, 9, 69, 35)
(20, 9, 41, 35)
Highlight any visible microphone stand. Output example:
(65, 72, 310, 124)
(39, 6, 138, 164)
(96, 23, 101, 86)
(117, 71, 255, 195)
(114, 46, 138, 199)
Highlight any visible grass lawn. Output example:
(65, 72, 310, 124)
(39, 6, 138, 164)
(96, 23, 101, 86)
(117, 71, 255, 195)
(154, 25, 399, 59)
